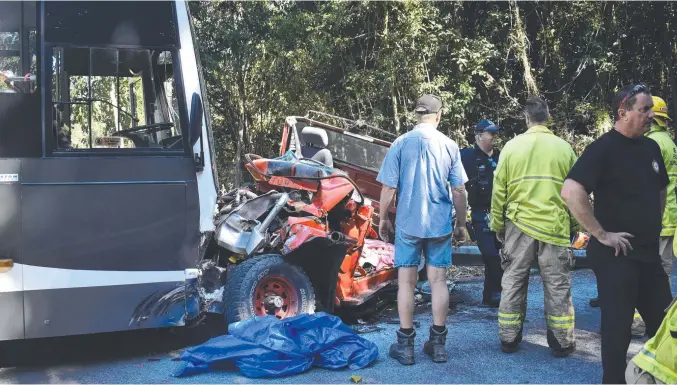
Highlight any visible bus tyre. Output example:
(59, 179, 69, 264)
(224, 254, 315, 326)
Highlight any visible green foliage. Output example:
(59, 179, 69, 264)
(189, 1, 677, 186)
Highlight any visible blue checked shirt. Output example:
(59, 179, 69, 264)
(377, 123, 468, 238)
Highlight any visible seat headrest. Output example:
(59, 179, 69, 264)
(301, 126, 328, 148)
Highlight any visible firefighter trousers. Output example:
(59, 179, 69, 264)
(631, 236, 674, 336)
(498, 221, 575, 350)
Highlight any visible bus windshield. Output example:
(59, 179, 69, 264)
(44, 1, 185, 151)
(51, 47, 183, 150)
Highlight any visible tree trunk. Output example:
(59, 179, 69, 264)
(661, 2, 677, 137)
(391, 87, 400, 134)
(235, 69, 248, 187)
(383, 9, 400, 134)
(510, 0, 539, 96)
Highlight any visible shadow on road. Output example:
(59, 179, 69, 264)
(0, 314, 227, 369)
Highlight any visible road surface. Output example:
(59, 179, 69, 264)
(1, 265, 675, 384)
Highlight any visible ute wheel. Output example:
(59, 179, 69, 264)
(224, 254, 315, 326)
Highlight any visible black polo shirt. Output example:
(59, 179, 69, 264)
(460, 144, 500, 212)
(566, 128, 669, 261)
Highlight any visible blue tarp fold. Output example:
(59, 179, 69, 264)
(174, 312, 379, 378)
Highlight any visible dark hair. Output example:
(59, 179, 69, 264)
(524, 96, 549, 123)
(611, 83, 651, 121)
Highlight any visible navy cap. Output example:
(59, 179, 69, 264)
(414, 94, 443, 114)
(474, 120, 500, 133)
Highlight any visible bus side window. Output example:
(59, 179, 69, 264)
(51, 47, 184, 152)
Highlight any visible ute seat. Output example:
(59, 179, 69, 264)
(300, 126, 333, 168)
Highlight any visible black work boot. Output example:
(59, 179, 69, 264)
(389, 330, 416, 365)
(553, 342, 576, 358)
(500, 330, 522, 353)
(501, 341, 519, 353)
(423, 326, 448, 363)
(481, 292, 501, 308)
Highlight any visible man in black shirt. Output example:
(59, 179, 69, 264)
(561, 83, 674, 384)
(460, 120, 503, 307)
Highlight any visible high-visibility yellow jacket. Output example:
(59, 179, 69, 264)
(631, 297, 677, 384)
(490, 125, 579, 247)
(646, 125, 677, 237)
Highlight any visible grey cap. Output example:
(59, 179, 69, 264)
(414, 94, 443, 114)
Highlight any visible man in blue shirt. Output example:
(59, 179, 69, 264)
(377, 94, 469, 365)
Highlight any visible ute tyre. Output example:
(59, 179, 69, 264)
(224, 254, 315, 326)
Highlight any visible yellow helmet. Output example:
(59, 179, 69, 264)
(652, 96, 671, 121)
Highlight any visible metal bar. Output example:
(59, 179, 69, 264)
(306, 110, 397, 139)
(294, 116, 393, 147)
(116, 49, 120, 132)
(450, 245, 588, 269)
(19, 2, 28, 74)
(87, 48, 92, 149)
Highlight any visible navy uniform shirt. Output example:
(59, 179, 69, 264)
(460, 144, 500, 212)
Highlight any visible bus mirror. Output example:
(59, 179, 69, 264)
(189, 92, 203, 147)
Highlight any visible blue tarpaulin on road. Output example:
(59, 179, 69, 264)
(173, 312, 379, 378)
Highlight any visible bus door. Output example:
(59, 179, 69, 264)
(0, 1, 43, 341)
(19, 1, 201, 339)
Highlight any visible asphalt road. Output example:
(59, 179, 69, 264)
(1, 265, 676, 384)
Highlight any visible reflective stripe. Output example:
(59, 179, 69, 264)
(547, 321, 574, 329)
(498, 312, 522, 325)
(508, 175, 564, 186)
(514, 218, 571, 240)
(499, 319, 522, 325)
(548, 323, 574, 329)
(546, 315, 575, 329)
(640, 347, 656, 360)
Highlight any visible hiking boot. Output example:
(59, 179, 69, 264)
(553, 342, 576, 358)
(389, 330, 415, 365)
(423, 327, 448, 363)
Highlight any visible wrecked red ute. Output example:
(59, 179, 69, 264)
(201, 113, 400, 325)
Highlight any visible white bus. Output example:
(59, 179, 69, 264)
(0, 0, 220, 340)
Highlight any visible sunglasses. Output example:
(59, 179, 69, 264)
(619, 83, 650, 111)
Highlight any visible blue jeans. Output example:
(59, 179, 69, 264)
(394, 231, 452, 268)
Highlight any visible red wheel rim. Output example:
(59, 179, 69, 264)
(254, 276, 299, 319)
